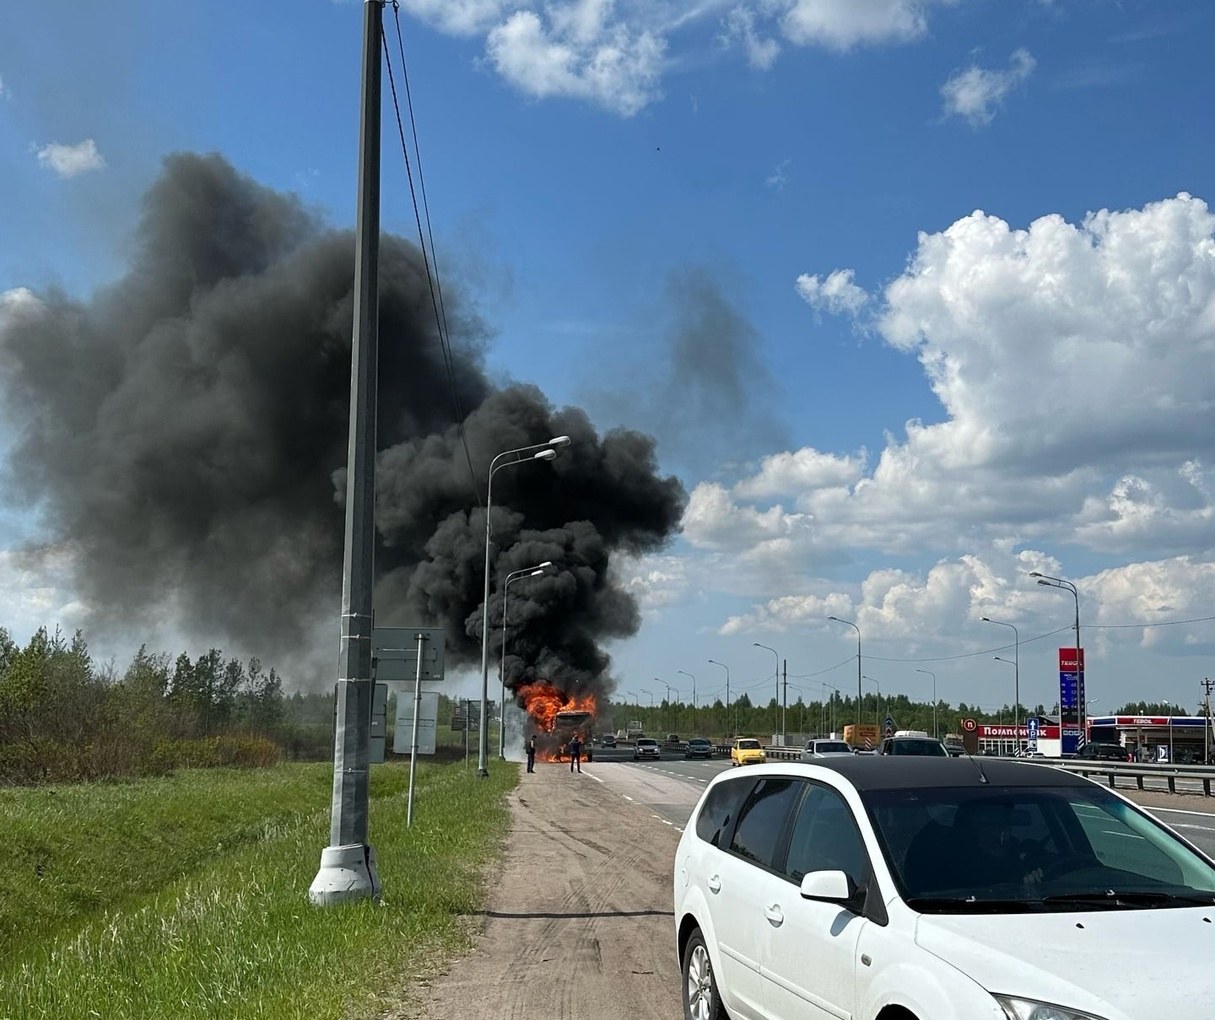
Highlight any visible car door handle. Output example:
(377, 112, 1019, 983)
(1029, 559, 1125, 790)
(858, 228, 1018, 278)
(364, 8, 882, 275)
(707, 875, 721, 894)
(764, 904, 784, 926)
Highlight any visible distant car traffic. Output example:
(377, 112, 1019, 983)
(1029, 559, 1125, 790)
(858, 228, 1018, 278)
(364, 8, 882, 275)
(633, 737, 661, 761)
(665, 733, 682, 746)
(731, 738, 766, 767)
(878, 735, 949, 756)
(799, 739, 855, 761)
(673, 756, 1215, 1020)
(599, 733, 617, 747)
(685, 737, 714, 759)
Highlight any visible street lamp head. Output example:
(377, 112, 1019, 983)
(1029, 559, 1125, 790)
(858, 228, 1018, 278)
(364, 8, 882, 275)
(538, 560, 554, 569)
(547, 435, 571, 448)
(1036, 579, 1050, 587)
(533, 449, 557, 462)
(528, 569, 544, 577)
(1029, 571, 1043, 578)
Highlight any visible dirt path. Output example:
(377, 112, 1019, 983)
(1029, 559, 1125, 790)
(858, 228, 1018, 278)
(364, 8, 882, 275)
(397, 763, 684, 1020)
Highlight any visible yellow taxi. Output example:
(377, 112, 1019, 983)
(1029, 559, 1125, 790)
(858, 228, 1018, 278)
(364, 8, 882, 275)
(730, 737, 766, 766)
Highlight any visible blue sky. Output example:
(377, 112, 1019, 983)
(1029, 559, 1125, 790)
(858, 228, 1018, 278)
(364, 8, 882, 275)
(1, 0, 1213, 720)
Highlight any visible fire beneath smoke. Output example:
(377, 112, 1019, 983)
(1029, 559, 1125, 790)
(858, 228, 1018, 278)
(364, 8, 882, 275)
(516, 680, 598, 762)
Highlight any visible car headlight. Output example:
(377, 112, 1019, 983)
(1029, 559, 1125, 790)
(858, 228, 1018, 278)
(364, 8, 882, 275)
(994, 995, 1111, 1020)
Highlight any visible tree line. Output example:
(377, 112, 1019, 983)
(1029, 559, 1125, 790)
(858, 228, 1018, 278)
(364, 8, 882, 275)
(0, 625, 337, 786)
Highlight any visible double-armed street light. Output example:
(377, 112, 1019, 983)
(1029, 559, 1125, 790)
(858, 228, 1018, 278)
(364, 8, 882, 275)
(478, 436, 571, 777)
(1029, 572, 1083, 744)
(982, 617, 1020, 738)
(498, 561, 555, 757)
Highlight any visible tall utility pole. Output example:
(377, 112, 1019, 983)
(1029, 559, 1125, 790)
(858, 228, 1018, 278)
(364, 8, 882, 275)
(782, 659, 788, 743)
(310, 0, 384, 907)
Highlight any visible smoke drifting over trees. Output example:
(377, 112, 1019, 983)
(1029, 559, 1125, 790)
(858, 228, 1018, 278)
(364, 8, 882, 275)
(0, 153, 685, 695)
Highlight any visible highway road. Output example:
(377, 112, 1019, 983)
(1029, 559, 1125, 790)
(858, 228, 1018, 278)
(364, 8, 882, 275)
(581, 754, 1215, 858)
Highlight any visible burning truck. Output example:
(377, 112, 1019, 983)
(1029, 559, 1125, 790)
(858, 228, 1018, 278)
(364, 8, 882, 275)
(516, 679, 597, 762)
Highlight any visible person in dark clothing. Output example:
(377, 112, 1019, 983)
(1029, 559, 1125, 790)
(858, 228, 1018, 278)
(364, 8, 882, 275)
(568, 734, 582, 773)
(526, 735, 537, 773)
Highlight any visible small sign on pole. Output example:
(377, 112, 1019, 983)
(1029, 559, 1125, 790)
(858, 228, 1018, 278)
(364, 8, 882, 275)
(372, 627, 445, 681)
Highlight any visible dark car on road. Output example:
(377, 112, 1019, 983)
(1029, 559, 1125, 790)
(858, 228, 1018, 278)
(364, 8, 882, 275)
(684, 737, 714, 759)
(1076, 741, 1132, 762)
(599, 733, 617, 747)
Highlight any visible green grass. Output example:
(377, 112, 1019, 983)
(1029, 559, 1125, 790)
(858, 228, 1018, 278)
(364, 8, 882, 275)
(0, 759, 518, 1019)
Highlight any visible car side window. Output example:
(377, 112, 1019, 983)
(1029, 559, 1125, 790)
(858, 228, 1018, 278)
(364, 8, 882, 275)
(783, 784, 869, 890)
(729, 777, 801, 868)
(695, 779, 751, 848)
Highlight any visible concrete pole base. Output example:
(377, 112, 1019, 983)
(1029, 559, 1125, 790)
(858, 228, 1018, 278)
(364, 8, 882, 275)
(308, 843, 381, 906)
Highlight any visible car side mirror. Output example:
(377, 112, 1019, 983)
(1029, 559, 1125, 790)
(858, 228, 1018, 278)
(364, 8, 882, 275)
(799, 869, 856, 903)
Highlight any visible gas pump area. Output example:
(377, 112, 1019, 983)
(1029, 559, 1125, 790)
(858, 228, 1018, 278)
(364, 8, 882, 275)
(1088, 715, 1212, 764)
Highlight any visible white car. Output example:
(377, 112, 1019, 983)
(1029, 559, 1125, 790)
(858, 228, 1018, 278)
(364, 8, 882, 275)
(799, 739, 855, 761)
(673, 756, 1215, 1020)
(633, 737, 661, 761)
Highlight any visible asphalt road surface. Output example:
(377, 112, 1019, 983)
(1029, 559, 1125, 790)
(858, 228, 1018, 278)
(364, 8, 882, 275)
(396, 756, 1215, 1019)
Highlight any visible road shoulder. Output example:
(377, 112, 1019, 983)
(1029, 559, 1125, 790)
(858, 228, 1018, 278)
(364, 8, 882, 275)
(391, 763, 683, 1020)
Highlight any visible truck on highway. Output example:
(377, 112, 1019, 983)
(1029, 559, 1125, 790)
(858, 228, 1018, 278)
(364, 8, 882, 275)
(843, 723, 880, 750)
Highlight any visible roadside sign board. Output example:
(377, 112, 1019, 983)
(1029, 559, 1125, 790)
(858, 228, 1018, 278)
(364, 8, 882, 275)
(373, 627, 445, 681)
(394, 691, 439, 755)
(1026, 717, 1039, 751)
(884, 715, 895, 737)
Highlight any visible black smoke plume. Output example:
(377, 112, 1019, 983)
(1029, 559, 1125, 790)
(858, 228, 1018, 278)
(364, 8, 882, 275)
(0, 153, 685, 696)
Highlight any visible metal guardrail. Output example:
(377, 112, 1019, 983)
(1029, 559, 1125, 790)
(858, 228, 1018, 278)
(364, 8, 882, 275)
(1045, 760, 1215, 796)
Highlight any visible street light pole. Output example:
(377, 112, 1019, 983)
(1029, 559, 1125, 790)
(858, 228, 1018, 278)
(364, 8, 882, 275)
(828, 617, 862, 741)
(915, 669, 937, 739)
(708, 660, 730, 739)
(994, 657, 1019, 754)
(498, 561, 553, 757)
(982, 617, 1020, 745)
(752, 643, 780, 744)
(678, 670, 697, 732)
(654, 678, 675, 732)
(478, 437, 570, 777)
(862, 675, 881, 730)
(1030, 573, 1082, 748)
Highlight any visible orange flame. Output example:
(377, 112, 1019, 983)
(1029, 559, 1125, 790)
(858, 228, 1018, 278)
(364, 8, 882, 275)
(516, 680, 597, 733)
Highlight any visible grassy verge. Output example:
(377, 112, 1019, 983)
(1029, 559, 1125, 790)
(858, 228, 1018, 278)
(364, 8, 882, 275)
(0, 759, 518, 1020)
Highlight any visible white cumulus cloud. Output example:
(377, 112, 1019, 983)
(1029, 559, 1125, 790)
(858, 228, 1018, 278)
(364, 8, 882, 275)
(941, 48, 1036, 126)
(33, 139, 106, 178)
(486, 1, 666, 116)
(694, 193, 1215, 580)
(795, 268, 870, 315)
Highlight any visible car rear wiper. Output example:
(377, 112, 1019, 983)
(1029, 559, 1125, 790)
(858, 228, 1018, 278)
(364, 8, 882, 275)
(1041, 890, 1215, 908)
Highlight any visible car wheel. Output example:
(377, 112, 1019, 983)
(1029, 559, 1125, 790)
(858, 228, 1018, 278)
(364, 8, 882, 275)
(682, 928, 728, 1020)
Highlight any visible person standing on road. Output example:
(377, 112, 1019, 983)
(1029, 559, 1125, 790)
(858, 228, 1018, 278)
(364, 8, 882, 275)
(526, 735, 537, 773)
(568, 733, 583, 773)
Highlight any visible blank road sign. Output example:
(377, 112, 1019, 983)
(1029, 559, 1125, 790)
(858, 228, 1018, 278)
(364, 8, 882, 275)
(372, 627, 445, 681)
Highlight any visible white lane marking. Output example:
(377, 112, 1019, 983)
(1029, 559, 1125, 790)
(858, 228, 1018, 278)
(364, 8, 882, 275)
(585, 772, 604, 784)
(623, 795, 634, 802)
(1171, 823, 1215, 833)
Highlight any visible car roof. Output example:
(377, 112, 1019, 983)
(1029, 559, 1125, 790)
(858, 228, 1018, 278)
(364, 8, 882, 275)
(728, 756, 1091, 791)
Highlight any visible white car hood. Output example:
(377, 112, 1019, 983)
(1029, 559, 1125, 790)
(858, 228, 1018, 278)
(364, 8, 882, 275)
(915, 908, 1215, 1019)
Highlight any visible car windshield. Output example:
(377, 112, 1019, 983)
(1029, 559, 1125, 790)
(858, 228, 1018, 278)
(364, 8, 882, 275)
(689, 738, 710, 746)
(637, 739, 657, 746)
(737, 739, 761, 749)
(862, 784, 1215, 913)
(813, 741, 852, 754)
